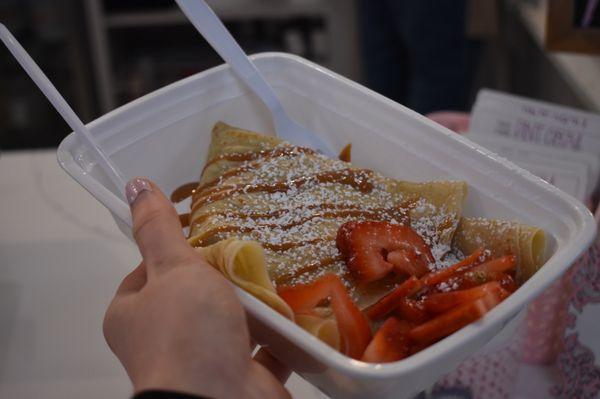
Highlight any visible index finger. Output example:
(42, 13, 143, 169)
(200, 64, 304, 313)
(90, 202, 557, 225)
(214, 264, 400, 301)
(126, 177, 197, 275)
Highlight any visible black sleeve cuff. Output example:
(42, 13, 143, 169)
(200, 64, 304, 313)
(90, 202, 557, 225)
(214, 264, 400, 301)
(133, 390, 211, 399)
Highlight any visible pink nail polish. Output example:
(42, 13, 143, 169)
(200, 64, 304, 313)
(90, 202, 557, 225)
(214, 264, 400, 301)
(125, 177, 152, 205)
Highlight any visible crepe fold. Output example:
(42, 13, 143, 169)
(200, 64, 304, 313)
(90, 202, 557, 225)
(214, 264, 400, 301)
(295, 314, 340, 350)
(453, 217, 546, 283)
(197, 238, 294, 320)
(200, 122, 283, 185)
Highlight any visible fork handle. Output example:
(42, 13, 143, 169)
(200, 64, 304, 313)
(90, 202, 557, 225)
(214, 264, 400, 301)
(0, 23, 127, 194)
(175, 0, 284, 115)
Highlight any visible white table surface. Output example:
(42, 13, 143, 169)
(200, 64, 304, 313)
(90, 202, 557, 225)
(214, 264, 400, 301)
(0, 150, 324, 399)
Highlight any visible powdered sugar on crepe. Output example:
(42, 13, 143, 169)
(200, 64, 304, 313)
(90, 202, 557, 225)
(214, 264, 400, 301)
(190, 141, 464, 297)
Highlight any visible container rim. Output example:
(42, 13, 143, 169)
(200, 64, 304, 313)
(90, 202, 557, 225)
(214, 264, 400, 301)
(57, 52, 598, 379)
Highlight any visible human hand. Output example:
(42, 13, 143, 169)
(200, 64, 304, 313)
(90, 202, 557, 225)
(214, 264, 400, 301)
(103, 178, 290, 398)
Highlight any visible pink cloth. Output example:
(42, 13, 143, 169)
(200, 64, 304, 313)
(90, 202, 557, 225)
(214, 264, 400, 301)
(434, 235, 600, 398)
(520, 273, 572, 364)
(552, 227, 600, 398)
(434, 337, 523, 398)
(426, 111, 600, 399)
(426, 111, 470, 134)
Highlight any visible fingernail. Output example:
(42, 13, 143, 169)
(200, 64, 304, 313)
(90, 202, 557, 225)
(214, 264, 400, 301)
(125, 177, 152, 205)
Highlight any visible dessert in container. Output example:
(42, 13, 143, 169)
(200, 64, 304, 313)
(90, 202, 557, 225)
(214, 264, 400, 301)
(57, 53, 596, 399)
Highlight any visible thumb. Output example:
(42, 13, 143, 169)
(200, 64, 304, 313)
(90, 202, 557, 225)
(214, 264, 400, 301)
(126, 177, 196, 275)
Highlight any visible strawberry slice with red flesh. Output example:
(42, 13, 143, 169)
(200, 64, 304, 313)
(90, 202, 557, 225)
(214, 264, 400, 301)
(421, 248, 488, 287)
(439, 255, 517, 292)
(408, 291, 502, 346)
(365, 276, 423, 320)
(277, 274, 332, 313)
(338, 221, 434, 283)
(422, 281, 502, 314)
(470, 255, 516, 274)
(396, 298, 430, 323)
(450, 271, 517, 292)
(387, 250, 430, 277)
(277, 274, 372, 359)
(362, 317, 413, 363)
(336, 221, 358, 259)
(498, 273, 517, 293)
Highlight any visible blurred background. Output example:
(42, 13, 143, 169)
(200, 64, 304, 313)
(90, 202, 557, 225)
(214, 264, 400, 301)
(1, 3, 599, 399)
(0, 0, 598, 150)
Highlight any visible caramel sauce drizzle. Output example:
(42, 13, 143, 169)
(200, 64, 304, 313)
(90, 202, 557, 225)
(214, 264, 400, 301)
(192, 225, 253, 245)
(196, 165, 255, 195)
(172, 147, 316, 205)
(190, 234, 330, 252)
(179, 213, 191, 227)
(191, 168, 374, 212)
(196, 148, 317, 196)
(262, 237, 329, 252)
(189, 207, 410, 240)
(338, 143, 351, 163)
(171, 182, 199, 203)
(190, 203, 366, 227)
(202, 146, 315, 174)
(189, 199, 418, 229)
(275, 255, 345, 285)
(171, 145, 422, 284)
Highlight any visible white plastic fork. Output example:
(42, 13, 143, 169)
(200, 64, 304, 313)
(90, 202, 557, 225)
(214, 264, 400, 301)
(0, 23, 127, 195)
(175, 0, 337, 158)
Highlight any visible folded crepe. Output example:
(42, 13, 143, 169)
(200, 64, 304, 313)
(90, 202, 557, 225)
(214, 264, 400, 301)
(189, 123, 470, 306)
(198, 238, 294, 320)
(187, 122, 545, 345)
(453, 217, 546, 283)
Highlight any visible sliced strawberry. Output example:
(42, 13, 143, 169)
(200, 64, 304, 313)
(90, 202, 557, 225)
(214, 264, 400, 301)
(278, 274, 372, 359)
(426, 254, 517, 293)
(450, 270, 517, 292)
(330, 282, 373, 359)
(408, 291, 501, 345)
(277, 274, 333, 314)
(440, 255, 517, 291)
(339, 221, 434, 283)
(469, 255, 516, 274)
(421, 248, 488, 287)
(422, 282, 502, 314)
(365, 276, 423, 320)
(497, 286, 512, 300)
(396, 298, 430, 323)
(336, 221, 358, 259)
(387, 249, 429, 277)
(498, 273, 518, 293)
(361, 317, 412, 363)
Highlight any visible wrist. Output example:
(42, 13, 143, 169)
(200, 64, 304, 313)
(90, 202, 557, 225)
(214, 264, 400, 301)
(131, 360, 243, 399)
(133, 390, 210, 399)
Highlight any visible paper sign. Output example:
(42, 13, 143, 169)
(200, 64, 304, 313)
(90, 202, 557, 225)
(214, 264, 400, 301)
(470, 89, 600, 155)
(468, 135, 590, 200)
(468, 89, 600, 201)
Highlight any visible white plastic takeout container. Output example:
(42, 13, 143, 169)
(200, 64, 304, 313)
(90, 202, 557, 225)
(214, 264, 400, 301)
(57, 53, 596, 399)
